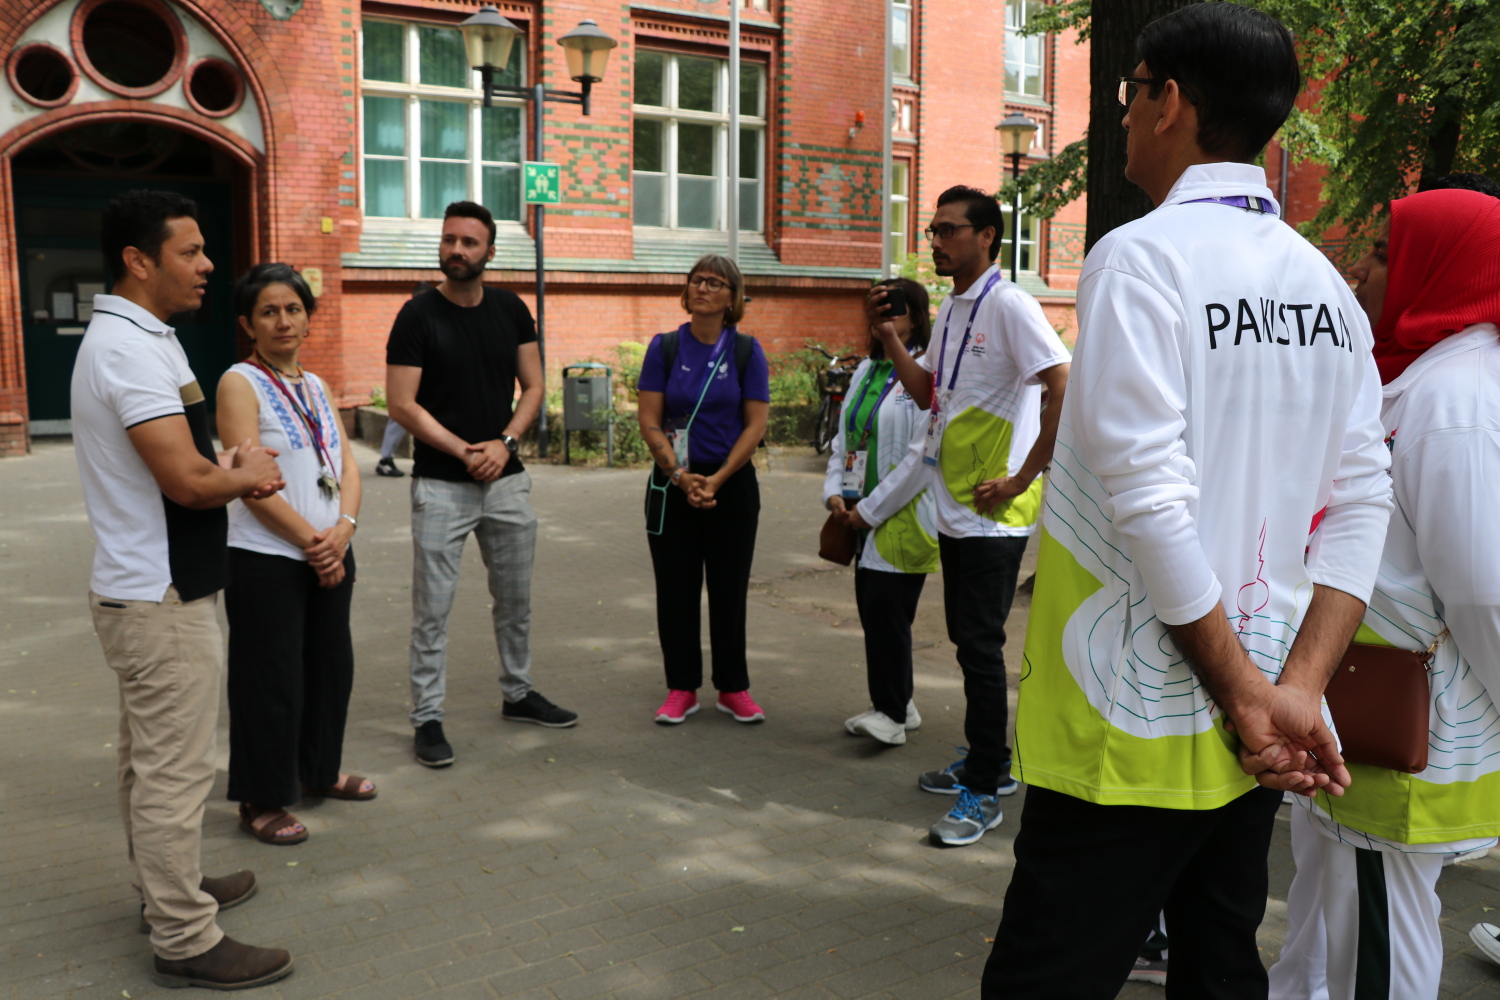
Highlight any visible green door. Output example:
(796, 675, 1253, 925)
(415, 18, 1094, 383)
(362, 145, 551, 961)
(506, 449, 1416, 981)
(15, 176, 235, 426)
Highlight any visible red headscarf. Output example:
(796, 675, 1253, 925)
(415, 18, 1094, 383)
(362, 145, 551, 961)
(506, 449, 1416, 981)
(1372, 188, 1500, 383)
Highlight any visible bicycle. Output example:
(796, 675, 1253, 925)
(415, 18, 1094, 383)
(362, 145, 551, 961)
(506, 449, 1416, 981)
(811, 346, 862, 454)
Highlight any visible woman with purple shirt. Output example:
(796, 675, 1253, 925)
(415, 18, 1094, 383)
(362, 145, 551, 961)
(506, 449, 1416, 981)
(636, 255, 771, 725)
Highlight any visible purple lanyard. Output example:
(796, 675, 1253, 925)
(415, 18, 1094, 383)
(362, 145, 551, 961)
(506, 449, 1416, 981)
(846, 363, 899, 443)
(1184, 195, 1276, 216)
(934, 270, 1003, 401)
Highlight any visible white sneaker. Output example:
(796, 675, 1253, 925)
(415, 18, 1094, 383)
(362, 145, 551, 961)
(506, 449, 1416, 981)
(1445, 846, 1492, 866)
(849, 710, 907, 745)
(844, 708, 878, 734)
(905, 699, 922, 731)
(1469, 923, 1500, 968)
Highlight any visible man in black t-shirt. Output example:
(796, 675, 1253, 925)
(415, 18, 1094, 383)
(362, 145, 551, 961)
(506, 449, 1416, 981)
(386, 201, 577, 768)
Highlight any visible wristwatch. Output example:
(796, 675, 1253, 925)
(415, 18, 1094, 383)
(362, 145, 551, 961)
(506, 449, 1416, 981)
(671, 467, 686, 484)
(500, 434, 519, 454)
(339, 513, 358, 531)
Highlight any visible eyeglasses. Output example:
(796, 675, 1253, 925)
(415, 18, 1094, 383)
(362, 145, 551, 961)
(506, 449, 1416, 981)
(1117, 76, 1199, 107)
(688, 275, 729, 292)
(923, 223, 975, 242)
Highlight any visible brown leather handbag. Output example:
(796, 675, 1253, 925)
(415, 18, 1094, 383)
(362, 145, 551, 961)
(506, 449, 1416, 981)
(819, 501, 859, 566)
(1323, 630, 1446, 773)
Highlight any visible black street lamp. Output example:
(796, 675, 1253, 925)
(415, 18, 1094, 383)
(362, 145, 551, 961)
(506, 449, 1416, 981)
(995, 112, 1039, 283)
(459, 5, 617, 458)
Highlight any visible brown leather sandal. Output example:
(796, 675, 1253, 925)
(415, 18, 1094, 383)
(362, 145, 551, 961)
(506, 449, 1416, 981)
(303, 773, 377, 801)
(238, 803, 308, 845)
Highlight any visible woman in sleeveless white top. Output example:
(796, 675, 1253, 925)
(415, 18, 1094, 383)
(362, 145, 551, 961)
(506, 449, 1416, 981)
(215, 264, 372, 846)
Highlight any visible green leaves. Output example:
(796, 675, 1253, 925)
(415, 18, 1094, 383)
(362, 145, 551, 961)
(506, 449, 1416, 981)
(999, 138, 1089, 221)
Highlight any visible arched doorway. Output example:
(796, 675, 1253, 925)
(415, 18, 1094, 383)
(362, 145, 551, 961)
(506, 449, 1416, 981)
(13, 119, 246, 433)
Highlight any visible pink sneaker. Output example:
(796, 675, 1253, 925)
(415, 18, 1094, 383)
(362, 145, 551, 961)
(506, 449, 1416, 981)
(716, 690, 765, 723)
(655, 690, 699, 724)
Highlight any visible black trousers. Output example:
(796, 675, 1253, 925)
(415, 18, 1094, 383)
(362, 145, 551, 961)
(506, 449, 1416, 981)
(982, 785, 1283, 1000)
(225, 546, 356, 807)
(646, 462, 759, 692)
(854, 566, 925, 723)
(938, 533, 1027, 794)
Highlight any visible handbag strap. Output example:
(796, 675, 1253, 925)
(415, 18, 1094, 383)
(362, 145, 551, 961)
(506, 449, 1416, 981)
(1422, 628, 1451, 664)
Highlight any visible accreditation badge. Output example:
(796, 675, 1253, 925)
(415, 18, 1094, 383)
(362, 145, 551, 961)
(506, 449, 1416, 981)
(841, 450, 868, 498)
(922, 412, 946, 467)
(668, 428, 690, 467)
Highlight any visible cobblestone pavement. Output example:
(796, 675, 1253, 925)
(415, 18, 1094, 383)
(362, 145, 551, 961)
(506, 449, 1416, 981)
(3, 439, 1499, 999)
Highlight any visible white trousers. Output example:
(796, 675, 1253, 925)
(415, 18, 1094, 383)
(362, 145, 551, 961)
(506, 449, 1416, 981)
(1270, 806, 1445, 1000)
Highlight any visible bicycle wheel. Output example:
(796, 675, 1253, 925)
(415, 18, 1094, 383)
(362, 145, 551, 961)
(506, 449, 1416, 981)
(813, 396, 840, 454)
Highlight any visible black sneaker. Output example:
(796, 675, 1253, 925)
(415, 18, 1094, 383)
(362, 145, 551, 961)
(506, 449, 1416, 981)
(918, 748, 1020, 796)
(502, 691, 578, 728)
(375, 456, 405, 477)
(414, 720, 454, 767)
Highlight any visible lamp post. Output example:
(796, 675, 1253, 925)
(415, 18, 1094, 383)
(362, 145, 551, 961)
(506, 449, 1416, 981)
(994, 112, 1038, 283)
(459, 5, 617, 458)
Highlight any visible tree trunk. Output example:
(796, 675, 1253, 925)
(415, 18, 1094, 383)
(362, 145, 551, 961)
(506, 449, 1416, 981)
(1085, 0, 1196, 253)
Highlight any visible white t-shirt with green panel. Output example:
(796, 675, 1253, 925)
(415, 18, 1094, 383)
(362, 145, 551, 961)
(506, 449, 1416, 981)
(918, 263, 1072, 539)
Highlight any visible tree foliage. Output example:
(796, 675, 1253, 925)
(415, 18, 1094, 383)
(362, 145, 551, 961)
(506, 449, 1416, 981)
(1007, 0, 1500, 251)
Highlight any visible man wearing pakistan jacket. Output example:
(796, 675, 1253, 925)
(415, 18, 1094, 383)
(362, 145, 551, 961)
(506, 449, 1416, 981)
(982, 6, 1394, 997)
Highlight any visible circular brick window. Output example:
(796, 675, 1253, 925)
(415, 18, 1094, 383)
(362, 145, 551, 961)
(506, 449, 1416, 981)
(73, 0, 186, 99)
(8, 44, 79, 108)
(184, 58, 243, 118)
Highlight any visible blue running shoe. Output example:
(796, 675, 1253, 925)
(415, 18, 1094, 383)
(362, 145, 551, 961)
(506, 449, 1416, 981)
(929, 787, 1004, 846)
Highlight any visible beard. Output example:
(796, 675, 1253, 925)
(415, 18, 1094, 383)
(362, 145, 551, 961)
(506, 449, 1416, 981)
(440, 256, 486, 282)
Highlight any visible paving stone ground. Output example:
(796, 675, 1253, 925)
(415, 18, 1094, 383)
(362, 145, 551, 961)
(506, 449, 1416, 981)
(3, 439, 1499, 999)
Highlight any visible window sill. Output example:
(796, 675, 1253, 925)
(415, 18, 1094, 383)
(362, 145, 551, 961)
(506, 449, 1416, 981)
(1003, 93, 1053, 111)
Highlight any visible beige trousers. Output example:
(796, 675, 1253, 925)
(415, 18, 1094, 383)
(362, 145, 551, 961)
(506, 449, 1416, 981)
(90, 587, 225, 961)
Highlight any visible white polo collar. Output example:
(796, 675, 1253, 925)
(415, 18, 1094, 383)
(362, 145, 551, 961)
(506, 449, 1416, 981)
(91, 294, 174, 337)
(950, 262, 1002, 301)
(1383, 323, 1499, 397)
(1159, 162, 1280, 217)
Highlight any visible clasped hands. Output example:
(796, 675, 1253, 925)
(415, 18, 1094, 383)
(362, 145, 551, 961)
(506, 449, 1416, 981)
(1225, 676, 1351, 799)
(677, 469, 721, 509)
(463, 438, 512, 483)
(303, 520, 352, 589)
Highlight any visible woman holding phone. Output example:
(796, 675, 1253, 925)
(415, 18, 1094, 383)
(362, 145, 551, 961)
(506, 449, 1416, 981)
(637, 255, 772, 725)
(823, 277, 937, 745)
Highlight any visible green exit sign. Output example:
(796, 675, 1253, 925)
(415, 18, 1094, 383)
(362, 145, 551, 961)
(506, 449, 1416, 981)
(523, 162, 561, 205)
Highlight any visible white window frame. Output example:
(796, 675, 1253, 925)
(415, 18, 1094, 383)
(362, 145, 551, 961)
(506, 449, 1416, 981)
(890, 160, 910, 263)
(359, 17, 528, 224)
(632, 51, 768, 233)
(1004, 0, 1046, 99)
(892, 0, 913, 81)
(1000, 197, 1039, 274)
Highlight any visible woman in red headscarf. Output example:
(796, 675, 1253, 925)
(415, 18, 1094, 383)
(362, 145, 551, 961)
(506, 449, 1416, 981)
(1270, 188, 1500, 999)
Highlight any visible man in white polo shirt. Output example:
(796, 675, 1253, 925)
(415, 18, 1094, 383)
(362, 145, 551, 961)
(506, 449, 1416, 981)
(980, 6, 1394, 996)
(855, 184, 1071, 847)
(72, 189, 292, 990)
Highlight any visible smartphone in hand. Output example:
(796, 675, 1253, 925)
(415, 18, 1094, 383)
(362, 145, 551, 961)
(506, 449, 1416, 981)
(881, 285, 908, 318)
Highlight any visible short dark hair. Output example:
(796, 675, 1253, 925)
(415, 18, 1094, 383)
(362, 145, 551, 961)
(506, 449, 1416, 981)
(1418, 172, 1500, 199)
(872, 277, 932, 358)
(1137, 3, 1301, 162)
(100, 189, 200, 281)
(444, 200, 496, 246)
(936, 185, 1005, 262)
(233, 263, 318, 320)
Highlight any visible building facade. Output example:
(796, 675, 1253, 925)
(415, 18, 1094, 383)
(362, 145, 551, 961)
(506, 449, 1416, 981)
(0, 0, 1093, 456)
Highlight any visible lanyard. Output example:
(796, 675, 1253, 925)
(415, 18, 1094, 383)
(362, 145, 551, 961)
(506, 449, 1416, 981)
(933, 270, 1003, 406)
(250, 357, 336, 475)
(1184, 195, 1276, 216)
(845, 363, 899, 443)
(676, 329, 733, 451)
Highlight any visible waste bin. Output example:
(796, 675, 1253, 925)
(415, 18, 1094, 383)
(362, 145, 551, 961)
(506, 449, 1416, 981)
(561, 363, 612, 466)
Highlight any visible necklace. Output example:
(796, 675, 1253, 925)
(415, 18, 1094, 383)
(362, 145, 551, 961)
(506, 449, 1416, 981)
(253, 350, 302, 380)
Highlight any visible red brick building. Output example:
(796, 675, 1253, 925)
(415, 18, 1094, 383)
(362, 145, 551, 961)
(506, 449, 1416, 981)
(0, 0, 1099, 456)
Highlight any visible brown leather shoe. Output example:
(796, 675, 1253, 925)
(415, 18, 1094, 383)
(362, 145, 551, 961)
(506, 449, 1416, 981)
(138, 871, 258, 933)
(153, 935, 293, 990)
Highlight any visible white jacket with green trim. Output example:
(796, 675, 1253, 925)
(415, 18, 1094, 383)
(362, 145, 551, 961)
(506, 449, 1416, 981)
(821, 356, 939, 574)
(1303, 324, 1500, 852)
(1014, 162, 1394, 810)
